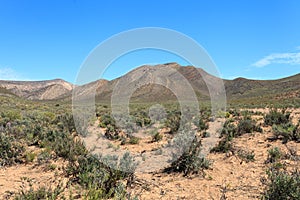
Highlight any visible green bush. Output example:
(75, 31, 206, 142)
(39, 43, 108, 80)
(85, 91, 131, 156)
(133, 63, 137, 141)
(37, 149, 53, 164)
(152, 132, 163, 142)
(67, 152, 137, 199)
(134, 112, 151, 127)
(165, 136, 210, 176)
(60, 113, 76, 133)
(129, 136, 140, 145)
(98, 114, 116, 128)
(264, 109, 290, 126)
(193, 116, 208, 131)
(272, 123, 300, 143)
(237, 118, 262, 135)
(262, 169, 300, 200)
(40, 130, 88, 162)
(210, 137, 233, 153)
(211, 117, 261, 154)
(25, 152, 36, 163)
(237, 149, 255, 162)
(104, 124, 121, 140)
(211, 120, 235, 153)
(220, 120, 237, 139)
(266, 147, 282, 163)
(164, 111, 181, 134)
(0, 133, 24, 166)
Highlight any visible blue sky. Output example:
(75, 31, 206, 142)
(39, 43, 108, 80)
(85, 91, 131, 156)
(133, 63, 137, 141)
(0, 0, 299, 83)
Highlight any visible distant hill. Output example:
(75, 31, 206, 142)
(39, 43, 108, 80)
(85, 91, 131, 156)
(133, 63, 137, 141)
(0, 79, 73, 100)
(0, 64, 299, 103)
(224, 73, 300, 100)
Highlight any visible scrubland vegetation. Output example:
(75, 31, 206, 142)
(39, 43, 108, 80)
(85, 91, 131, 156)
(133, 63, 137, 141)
(0, 95, 300, 199)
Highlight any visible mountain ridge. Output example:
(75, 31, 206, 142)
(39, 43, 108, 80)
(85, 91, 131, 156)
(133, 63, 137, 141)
(0, 63, 299, 102)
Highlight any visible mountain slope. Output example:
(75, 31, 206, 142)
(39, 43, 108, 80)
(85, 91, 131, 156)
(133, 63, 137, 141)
(0, 79, 73, 100)
(77, 63, 300, 103)
(0, 64, 299, 103)
(224, 73, 300, 99)
(90, 63, 225, 102)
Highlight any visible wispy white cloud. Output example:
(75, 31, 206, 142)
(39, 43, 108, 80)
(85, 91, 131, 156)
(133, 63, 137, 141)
(0, 67, 24, 80)
(252, 52, 300, 67)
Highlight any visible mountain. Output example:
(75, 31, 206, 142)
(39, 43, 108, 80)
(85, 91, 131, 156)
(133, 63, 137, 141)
(72, 63, 224, 102)
(0, 79, 73, 100)
(0, 64, 299, 103)
(90, 63, 299, 103)
(224, 73, 300, 100)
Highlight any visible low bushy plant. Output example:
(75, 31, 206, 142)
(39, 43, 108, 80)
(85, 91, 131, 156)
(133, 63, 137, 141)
(272, 123, 300, 143)
(264, 109, 290, 126)
(14, 184, 64, 200)
(0, 133, 24, 166)
(128, 136, 140, 145)
(237, 118, 262, 135)
(237, 149, 255, 162)
(262, 169, 300, 200)
(164, 111, 181, 134)
(193, 116, 208, 131)
(165, 136, 210, 176)
(67, 152, 137, 199)
(152, 132, 163, 142)
(266, 147, 282, 163)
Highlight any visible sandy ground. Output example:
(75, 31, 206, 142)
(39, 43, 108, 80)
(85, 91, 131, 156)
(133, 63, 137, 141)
(0, 159, 68, 199)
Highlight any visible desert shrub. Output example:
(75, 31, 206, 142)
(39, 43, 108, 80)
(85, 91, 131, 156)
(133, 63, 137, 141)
(133, 111, 152, 127)
(67, 152, 137, 199)
(37, 149, 53, 164)
(228, 109, 240, 117)
(211, 120, 236, 153)
(202, 131, 210, 138)
(104, 124, 121, 140)
(152, 132, 163, 142)
(25, 152, 36, 163)
(51, 134, 88, 162)
(193, 116, 208, 131)
(236, 118, 262, 135)
(264, 109, 290, 126)
(237, 149, 255, 162)
(2, 110, 22, 122)
(120, 137, 127, 145)
(210, 137, 233, 153)
(14, 184, 64, 200)
(165, 136, 210, 176)
(262, 169, 300, 200)
(83, 182, 127, 200)
(272, 123, 300, 143)
(266, 147, 282, 163)
(128, 136, 140, 145)
(55, 113, 76, 133)
(220, 120, 237, 139)
(164, 111, 181, 134)
(98, 114, 116, 128)
(211, 117, 261, 154)
(0, 133, 24, 166)
(39, 130, 88, 161)
(98, 114, 125, 140)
